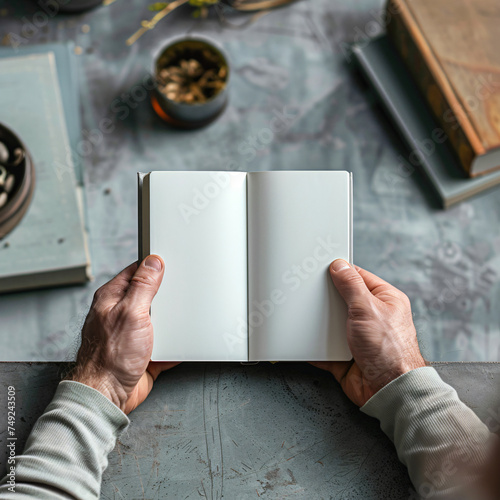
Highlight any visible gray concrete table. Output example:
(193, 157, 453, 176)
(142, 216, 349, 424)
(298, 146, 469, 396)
(1, 362, 500, 499)
(1, 0, 500, 498)
(0, 0, 499, 363)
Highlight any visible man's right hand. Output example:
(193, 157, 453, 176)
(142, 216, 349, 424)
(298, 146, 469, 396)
(65, 256, 178, 415)
(312, 260, 427, 407)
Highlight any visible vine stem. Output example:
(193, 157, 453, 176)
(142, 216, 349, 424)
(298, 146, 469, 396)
(126, 0, 190, 46)
(231, 0, 297, 11)
(125, 0, 297, 46)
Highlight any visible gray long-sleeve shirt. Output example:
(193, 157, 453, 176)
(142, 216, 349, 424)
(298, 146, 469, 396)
(361, 367, 495, 498)
(0, 381, 129, 499)
(0, 367, 495, 498)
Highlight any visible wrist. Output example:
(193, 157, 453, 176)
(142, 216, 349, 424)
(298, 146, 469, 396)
(369, 353, 428, 393)
(64, 362, 128, 412)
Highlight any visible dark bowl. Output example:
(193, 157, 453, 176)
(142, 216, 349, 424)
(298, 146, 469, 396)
(37, 0, 103, 14)
(0, 124, 35, 240)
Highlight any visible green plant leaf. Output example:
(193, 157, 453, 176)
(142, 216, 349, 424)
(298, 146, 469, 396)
(149, 2, 169, 11)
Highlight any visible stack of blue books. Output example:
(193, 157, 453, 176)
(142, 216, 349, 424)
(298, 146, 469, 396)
(352, 36, 500, 209)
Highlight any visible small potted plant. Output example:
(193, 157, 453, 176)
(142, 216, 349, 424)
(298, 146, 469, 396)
(151, 37, 230, 128)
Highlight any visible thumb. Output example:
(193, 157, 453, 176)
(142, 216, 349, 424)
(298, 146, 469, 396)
(124, 255, 164, 310)
(329, 259, 371, 306)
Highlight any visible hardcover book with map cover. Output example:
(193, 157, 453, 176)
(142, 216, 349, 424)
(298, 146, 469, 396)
(386, 0, 500, 177)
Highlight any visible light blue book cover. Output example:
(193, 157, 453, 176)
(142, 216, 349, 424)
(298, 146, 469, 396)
(0, 52, 91, 292)
(0, 43, 83, 184)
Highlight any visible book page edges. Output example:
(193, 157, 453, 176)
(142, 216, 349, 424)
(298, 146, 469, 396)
(0, 266, 89, 293)
(246, 172, 250, 362)
(75, 185, 93, 281)
(138, 172, 151, 263)
(471, 147, 500, 176)
(49, 50, 92, 281)
(349, 172, 353, 265)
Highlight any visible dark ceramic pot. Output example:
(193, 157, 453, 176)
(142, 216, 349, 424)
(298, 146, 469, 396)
(36, 0, 103, 14)
(0, 124, 35, 240)
(151, 37, 230, 129)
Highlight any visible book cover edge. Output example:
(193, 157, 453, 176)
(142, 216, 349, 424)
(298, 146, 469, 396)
(389, 0, 484, 158)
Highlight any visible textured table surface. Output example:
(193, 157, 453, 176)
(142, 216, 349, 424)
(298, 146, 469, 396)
(1, 361, 499, 499)
(0, 0, 499, 363)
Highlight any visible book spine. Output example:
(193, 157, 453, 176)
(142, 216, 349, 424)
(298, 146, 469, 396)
(386, 0, 479, 176)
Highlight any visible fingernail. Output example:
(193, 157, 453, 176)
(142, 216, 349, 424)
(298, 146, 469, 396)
(331, 259, 350, 272)
(145, 255, 162, 271)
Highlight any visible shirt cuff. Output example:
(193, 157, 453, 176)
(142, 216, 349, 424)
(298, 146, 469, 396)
(54, 380, 130, 431)
(360, 366, 443, 419)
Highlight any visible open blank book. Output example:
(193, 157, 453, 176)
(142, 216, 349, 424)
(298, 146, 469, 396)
(138, 170, 353, 362)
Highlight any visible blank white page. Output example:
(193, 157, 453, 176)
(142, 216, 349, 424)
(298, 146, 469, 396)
(149, 171, 248, 361)
(247, 171, 352, 361)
